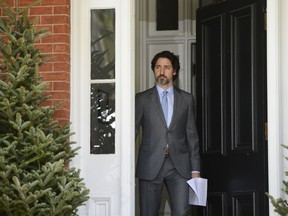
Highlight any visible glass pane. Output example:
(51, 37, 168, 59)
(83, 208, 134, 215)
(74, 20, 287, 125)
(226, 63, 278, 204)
(90, 83, 115, 154)
(157, 0, 178, 30)
(91, 9, 115, 79)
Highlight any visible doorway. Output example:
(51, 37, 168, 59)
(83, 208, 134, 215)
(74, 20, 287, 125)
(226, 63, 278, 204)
(135, 0, 198, 214)
(136, 0, 268, 215)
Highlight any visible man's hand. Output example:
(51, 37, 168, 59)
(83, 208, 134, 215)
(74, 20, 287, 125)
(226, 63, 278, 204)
(191, 172, 201, 178)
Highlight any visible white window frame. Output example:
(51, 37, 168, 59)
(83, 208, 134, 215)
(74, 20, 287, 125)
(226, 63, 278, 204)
(267, 0, 282, 215)
(71, 0, 135, 215)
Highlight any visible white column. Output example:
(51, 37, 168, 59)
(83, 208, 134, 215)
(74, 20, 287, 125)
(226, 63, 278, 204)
(119, 0, 136, 215)
(267, 0, 282, 215)
(279, 0, 288, 200)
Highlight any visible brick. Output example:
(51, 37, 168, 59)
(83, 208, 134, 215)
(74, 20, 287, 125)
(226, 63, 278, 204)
(2, 0, 14, 7)
(19, 0, 37, 7)
(41, 34, 70, 44)
(54, 62, 70, 71)
(41, 0, 70, 6)
(52, 99, 69, 108)
(53, 99, 70, 110)
(35, 44, 53, 53)
(41, 72, 69, 82)
(52, 53, 70, 62)
(49, 91, 70, 101)
(54, 6, 69, 15)
(37, 25, 53, 33)
(53, 24, 70, 34)
(57, 119, 70, 126)
(28, 16, 38, 24)
(53, 44, 69, 52)
(63, 100, 70, 110)
(41, 15, 69, 25)
(53, 81, 70, 91)
(30, 6, 53, 15)
(53, 109, 69, 120)
(39, 62, 53, 72)
(39, 15, 52, 24)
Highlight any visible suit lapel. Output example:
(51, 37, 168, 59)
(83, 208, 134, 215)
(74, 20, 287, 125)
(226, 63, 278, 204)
(150, 86, 167, 126)
(169, 87, 182, 129)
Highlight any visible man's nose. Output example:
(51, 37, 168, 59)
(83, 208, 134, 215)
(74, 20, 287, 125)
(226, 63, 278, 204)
(160, 67, 164, 74)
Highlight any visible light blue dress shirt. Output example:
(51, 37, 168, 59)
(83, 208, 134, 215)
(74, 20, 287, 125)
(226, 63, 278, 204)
(156, 85, 174, 127)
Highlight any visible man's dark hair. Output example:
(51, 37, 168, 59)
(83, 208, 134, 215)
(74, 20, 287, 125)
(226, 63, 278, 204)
(151, 50, 180, 80)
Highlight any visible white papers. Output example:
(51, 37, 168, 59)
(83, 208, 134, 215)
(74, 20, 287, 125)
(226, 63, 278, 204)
(187, 178, 208, 206)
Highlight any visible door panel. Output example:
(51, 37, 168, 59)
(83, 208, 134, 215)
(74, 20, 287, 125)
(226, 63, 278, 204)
(196, 0, 267, 215)
(201, 14, 226, 156)
(231, 5, 255, 152)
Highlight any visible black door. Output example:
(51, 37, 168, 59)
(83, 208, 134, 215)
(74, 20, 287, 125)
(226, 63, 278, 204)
(196, 0, 268, 215)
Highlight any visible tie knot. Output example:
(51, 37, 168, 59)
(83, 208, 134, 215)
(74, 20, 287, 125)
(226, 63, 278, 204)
(162, 91, 168, 97)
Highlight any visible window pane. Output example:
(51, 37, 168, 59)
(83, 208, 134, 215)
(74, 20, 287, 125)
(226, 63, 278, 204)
(91, 9, 115, 79)
(90, 83, 115, 154)
(157, 0, 178, 30)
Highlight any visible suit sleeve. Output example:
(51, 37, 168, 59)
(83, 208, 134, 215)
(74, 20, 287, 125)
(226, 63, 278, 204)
(186, 96, 201, 172)
(135, 93, 142, 138)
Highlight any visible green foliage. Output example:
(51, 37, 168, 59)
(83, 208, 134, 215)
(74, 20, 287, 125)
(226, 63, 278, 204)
(0, 1, 89, 215)
(266, 144, 288, 216)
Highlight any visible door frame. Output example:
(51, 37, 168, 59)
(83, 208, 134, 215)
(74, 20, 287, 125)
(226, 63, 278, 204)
(266, 1, 282, 215)
(70, 0, 281, 215)
(70, 0, 135, 215)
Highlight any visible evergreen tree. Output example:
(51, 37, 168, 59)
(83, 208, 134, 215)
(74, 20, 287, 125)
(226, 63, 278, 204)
(266, 144, 288, 216)
(0, 1, 89, 215)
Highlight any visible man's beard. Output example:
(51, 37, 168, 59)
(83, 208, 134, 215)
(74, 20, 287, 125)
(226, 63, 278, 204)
(156, 75, 169, 86)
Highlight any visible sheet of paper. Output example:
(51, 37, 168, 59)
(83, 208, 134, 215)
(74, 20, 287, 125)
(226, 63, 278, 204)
(187, 178, 208, 206)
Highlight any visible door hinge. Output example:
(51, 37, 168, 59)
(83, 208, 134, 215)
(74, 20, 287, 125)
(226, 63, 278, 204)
(264, 9, 267, 31)
(265, 122, 268, 140)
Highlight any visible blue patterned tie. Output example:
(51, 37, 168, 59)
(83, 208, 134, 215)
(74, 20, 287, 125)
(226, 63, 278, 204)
(161, 91, 168, 124)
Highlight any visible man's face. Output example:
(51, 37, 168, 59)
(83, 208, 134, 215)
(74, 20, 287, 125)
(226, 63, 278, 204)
(153, 57, 176, 88)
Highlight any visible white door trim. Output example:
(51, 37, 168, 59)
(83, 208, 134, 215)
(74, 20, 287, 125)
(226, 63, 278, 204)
(71, 0, 135, 215)
(267, 0, 282, 215)
(118, 0, 136, 215)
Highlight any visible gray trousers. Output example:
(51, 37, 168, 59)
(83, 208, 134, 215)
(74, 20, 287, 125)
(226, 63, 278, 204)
(139, 155, 190, 216)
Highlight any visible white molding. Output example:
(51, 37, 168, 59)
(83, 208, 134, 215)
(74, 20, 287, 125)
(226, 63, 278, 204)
(71, 1, 87, 215)
(70, 0, 82, 169)
(119, 0, 135, 215)
(71, 0, 135, 215)
(267, 0, 282, 215)
(89, 197, 112, 216)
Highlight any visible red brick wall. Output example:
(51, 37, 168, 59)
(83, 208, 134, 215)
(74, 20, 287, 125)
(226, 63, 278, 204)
(1, 0, 71, 125)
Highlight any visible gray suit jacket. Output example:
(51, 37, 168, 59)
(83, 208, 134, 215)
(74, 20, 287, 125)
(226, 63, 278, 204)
(135, 85, 200, 180)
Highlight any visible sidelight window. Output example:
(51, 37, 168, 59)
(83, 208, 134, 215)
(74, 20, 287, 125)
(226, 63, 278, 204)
(90, 9, 116, 154)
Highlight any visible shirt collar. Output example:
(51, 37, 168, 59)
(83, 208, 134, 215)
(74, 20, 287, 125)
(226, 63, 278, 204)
(156, 85, 174, 95)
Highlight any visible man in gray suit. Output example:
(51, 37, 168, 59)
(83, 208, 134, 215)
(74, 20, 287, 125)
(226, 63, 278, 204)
(135, 50, 201, 216)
